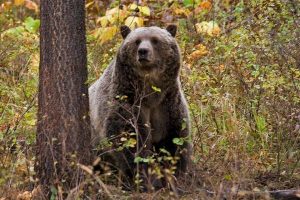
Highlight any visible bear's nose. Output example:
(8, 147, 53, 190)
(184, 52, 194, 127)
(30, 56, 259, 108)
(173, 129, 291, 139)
(138, 48, 149, 57)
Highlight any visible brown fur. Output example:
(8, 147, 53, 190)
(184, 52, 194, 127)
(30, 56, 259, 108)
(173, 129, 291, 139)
(89, 25, 192, 189)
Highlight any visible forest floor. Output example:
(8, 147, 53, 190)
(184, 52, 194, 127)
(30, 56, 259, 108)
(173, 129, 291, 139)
(1, 0, 300, 199)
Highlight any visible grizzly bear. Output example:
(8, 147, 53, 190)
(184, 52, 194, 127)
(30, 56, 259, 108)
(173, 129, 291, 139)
(89, 25, 191, 190)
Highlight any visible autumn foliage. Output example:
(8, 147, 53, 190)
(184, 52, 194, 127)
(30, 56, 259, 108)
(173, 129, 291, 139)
(0, 0, 299, 199)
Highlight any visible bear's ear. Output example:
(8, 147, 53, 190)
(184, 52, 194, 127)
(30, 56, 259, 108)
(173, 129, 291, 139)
(120, 25, 131, 39)
(166, 24, 177, 37)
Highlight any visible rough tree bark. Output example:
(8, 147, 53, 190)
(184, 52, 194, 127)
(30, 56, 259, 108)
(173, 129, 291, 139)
(36, 0, 91, 197)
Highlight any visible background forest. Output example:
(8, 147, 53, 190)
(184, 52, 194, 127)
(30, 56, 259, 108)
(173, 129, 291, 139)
(0, 0, 299, 199)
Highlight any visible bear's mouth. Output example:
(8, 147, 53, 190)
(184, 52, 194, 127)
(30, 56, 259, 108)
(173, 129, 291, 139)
(138, 58, 150, 63)
(138, 59, 154, 71)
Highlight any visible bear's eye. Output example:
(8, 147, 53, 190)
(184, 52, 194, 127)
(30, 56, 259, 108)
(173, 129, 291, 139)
(135, 39, 141, 45)
(151, 37, 158, 45)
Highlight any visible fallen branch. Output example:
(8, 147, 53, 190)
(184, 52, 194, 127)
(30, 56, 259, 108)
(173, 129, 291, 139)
(234, 189, 300, 200)
(218, 189, 300, 200)
(269, 189, 300, 200)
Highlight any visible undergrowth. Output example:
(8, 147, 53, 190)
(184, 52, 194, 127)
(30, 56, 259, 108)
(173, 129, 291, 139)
(0, 0, 299, 199)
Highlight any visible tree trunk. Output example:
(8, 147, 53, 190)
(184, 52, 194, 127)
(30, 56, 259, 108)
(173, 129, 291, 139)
(36, 0, 91, 197)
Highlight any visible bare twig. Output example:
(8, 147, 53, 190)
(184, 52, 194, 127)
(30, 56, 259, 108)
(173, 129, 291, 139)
(78, 163, 113, 199)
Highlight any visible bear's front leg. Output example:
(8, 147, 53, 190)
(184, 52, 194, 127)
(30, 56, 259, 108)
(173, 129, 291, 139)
(104, 107, 136, 184)
(134, 107, 155, 191)
(165, 93, 192, 174)
(105, 103, 153, 190)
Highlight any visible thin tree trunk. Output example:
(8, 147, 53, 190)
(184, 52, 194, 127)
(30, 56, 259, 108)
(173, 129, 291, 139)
(36, 0, 91, 197)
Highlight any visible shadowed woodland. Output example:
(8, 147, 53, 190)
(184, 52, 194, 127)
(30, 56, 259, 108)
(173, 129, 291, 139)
(0, 0, 300, 199)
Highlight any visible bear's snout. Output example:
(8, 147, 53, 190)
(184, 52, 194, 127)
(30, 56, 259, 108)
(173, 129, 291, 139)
(137, 40, 153, 63)
(138, 48, 149, 58)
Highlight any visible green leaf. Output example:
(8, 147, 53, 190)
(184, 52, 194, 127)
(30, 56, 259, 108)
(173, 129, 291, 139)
(50, 186, 58, 200)
(3, 26, 25, 37)
(151, 85, 161, 93)
(183, 0, 193, 7)
(134, 156, 150, 163)
(255, 115, 266, 133)
(134, 156, 143, 163)
(224, 174, 232, 181)
(23, 17, 40, 33)
(124, 138, 136, 148)
(173, 137, 184, 146)
(159, 148, 171, 155)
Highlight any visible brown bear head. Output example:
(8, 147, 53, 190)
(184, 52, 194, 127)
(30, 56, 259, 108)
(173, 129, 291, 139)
(117, 25, 181, 79)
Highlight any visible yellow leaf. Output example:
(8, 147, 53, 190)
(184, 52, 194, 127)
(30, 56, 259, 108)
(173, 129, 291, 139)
(105, 14, 113, 23)
(211, 25, 221, 36)
(196, 21, 221, 36)
(140, 6, 150, 16)
(106, 7, 119, 16)
(105, 7, 129, 24)
(14, 0, 24, 6)
(94, 26, 118, 44)
(195, 43, 207, 51)
(129, 4, 150, 16)
(97, 16, 109, 27)
(125, 16, 143, 29)
(189, 44, 208, 60)
(196, 21, 209, 34)
(129, 3, 138, 11)
(189, 50, 207, 60)
(118, 9, 129, 22)
(172, 7, 191, 16)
